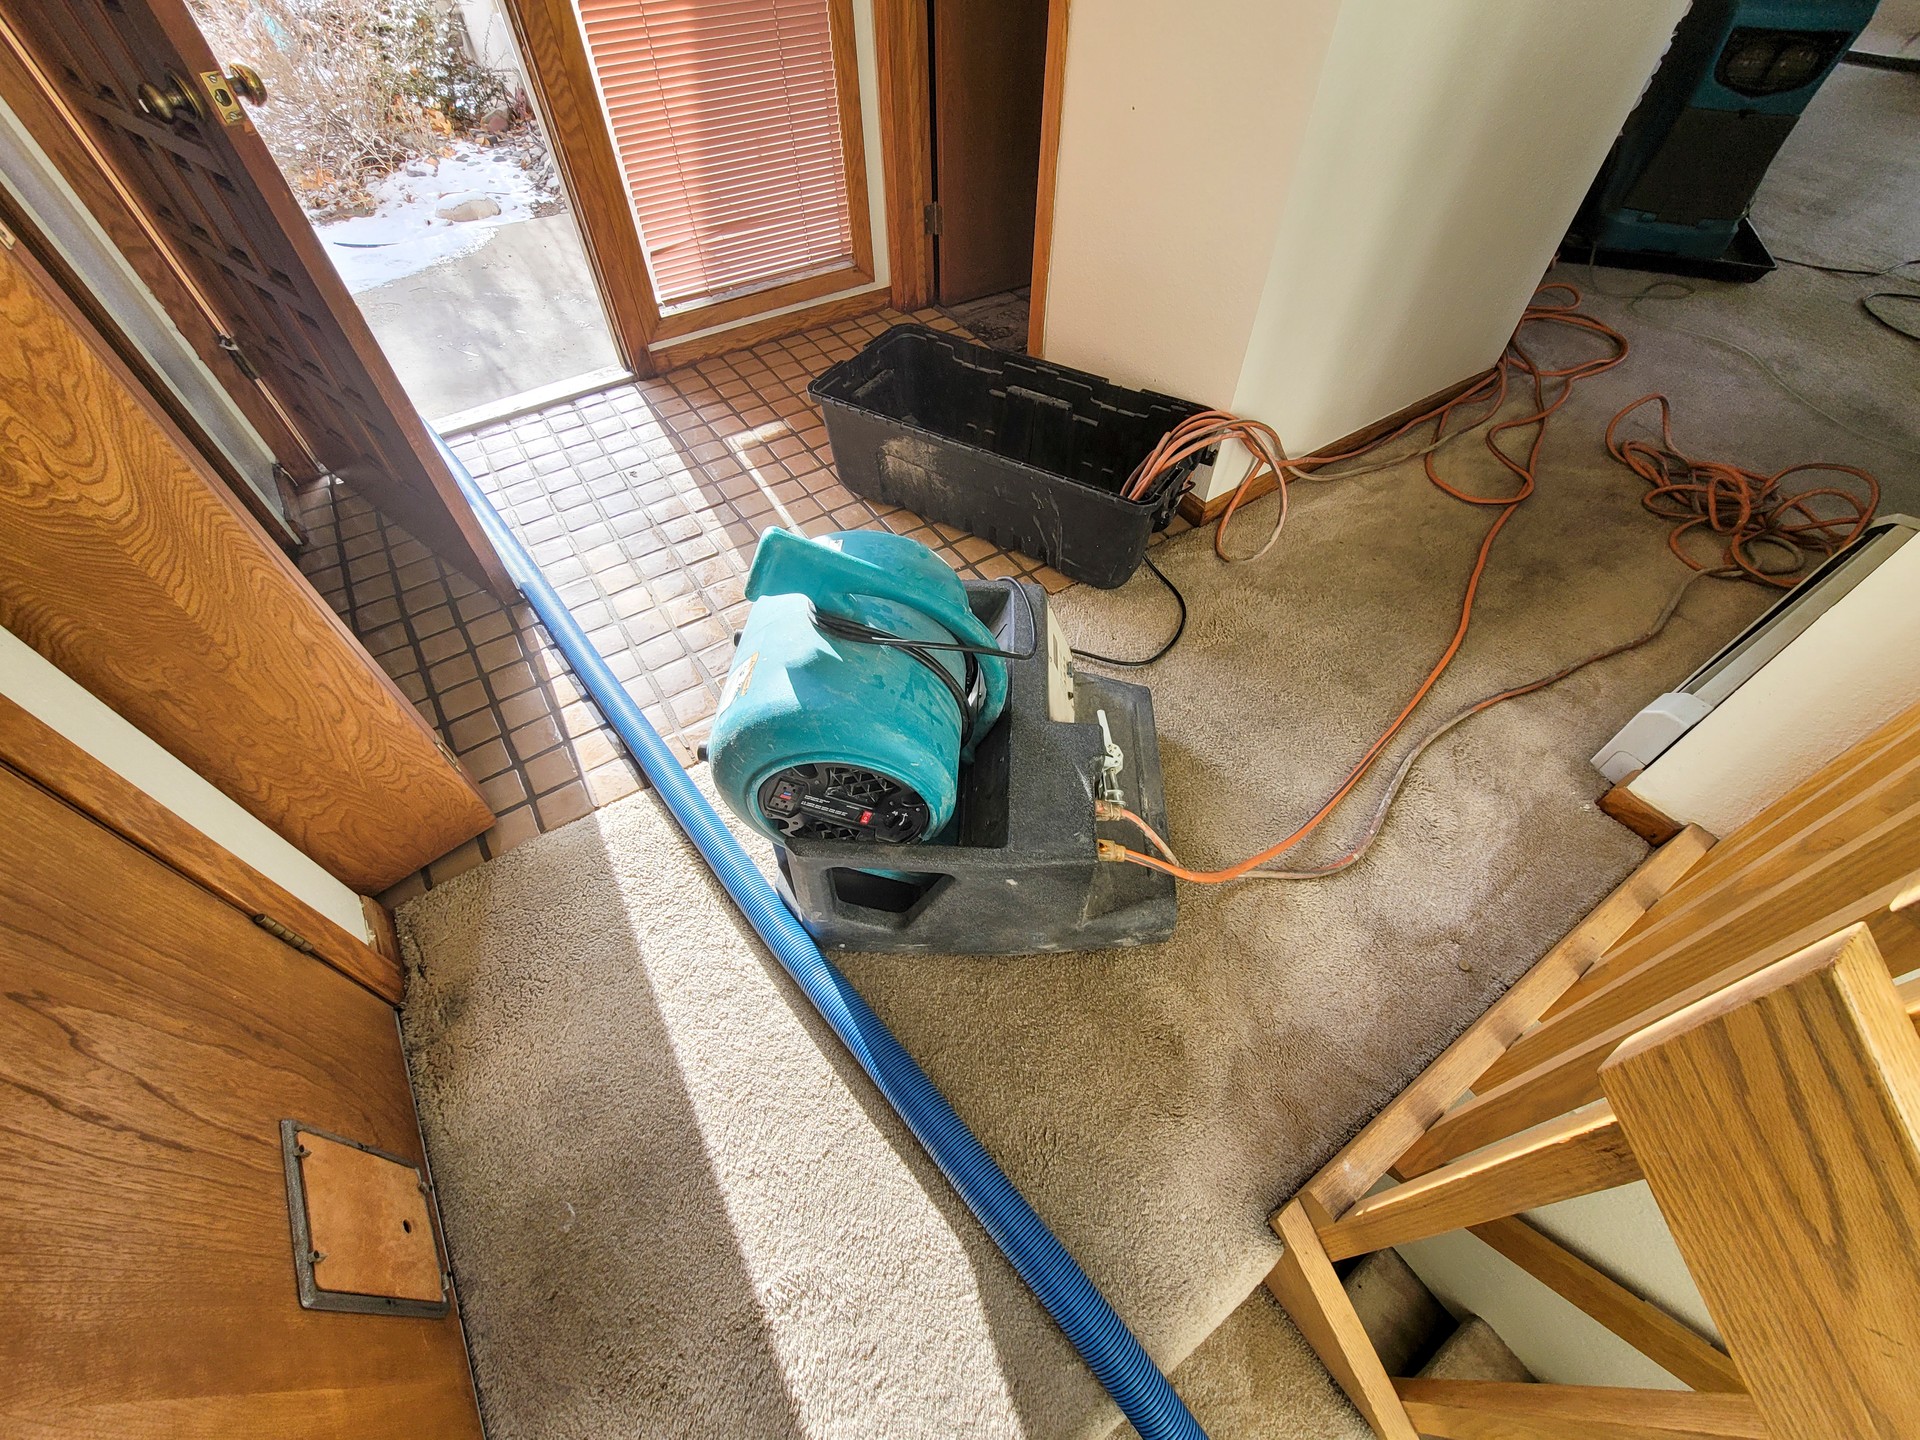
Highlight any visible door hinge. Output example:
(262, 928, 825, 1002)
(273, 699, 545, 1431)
(923, 202, 943, 237)
(254, 913, 316, 955)
(217, 332, 261, 380)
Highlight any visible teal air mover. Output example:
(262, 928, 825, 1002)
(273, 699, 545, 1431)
(707, 526, 1010, 848)
(1570, 0, 1879, 275)
(706, 527, 1176, 953)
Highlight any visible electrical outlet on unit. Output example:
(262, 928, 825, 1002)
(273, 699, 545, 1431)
(1045, 605, 1076, 723)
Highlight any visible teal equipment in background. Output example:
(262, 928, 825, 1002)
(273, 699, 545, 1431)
(1571, 0, 1880, 276)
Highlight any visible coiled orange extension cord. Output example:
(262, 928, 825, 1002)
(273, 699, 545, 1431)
(1098, 283, 1880, 885)
(1606, 393, 1878, 586)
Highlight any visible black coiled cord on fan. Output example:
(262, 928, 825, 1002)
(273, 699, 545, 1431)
(807, 577, 1038, 728)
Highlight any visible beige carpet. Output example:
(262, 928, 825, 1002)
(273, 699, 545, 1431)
(395, 62, 1914, 1438)
(399, 392, 1769, 1436)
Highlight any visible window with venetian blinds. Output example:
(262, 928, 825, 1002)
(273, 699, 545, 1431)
(577, 0, 859, 310)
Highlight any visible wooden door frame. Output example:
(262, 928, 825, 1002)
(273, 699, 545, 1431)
(1028, 0, 1070, 356)
(871, 0, 1069, 342)
(506, 0, 879, 374)
(873, 0, 933, 313)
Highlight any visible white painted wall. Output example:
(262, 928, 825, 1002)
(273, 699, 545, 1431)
(1397, 1180, 1714, 1389)
(1233, 0, 1689, 480)
(0, 626, 372, 941)
(1630, 532, 1920, 836)
(1040, 0, 1688, 502)
(1042, 0, 1344, 405)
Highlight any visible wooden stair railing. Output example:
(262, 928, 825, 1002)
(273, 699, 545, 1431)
(1603, 925, 1920, 1436)
(1263, 696, 1920, 1440)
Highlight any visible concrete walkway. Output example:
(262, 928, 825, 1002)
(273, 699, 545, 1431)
(351, 213, 621, 422)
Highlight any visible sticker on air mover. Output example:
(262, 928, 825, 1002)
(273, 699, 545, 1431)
(718, 652, 757, 713)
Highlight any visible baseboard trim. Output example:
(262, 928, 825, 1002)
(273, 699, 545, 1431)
(1598, 782, 1683, 846)
(1176, 367, 1499, 526)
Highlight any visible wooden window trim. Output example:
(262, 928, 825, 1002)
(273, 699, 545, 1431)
(508, 0, 877, 367)
(829, 0, 876, 280)
(0, 693, 403, 1003)
(649, 285, 886, 372)
(648, 263, 875, 343)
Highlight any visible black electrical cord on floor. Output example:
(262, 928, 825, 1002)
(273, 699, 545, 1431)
(1863, 291, 1920, 342)
(1777, 253, 1920, 278)
(1072, 554, 1187, 668)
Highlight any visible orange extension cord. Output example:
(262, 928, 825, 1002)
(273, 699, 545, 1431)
(1098, 283, 1880, 886)
(1606, 393, 1878, 586)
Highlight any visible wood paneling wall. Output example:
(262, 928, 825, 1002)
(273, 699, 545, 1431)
(0, 764, 483, 1436)
(0, 238, 492, 893)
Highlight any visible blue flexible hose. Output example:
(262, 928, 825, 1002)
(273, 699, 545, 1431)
(437, 436, 1205, 1440)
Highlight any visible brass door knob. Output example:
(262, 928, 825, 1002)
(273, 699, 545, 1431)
(223, 63, 267, 104)
(136, 72, 204, 124)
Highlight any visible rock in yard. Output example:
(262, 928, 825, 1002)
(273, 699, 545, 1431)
(435, 193, 501, 222)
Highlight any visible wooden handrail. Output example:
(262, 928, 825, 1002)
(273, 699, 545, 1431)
(1316, 1106, 1640, 1261)
(1545, 701, 1920, 1023)
(1603, 923, 1920, 1435)
(1486, 714, 1920, 1091)
(1395, 896, 1920, 1178)
(1265, 698, 1920, 1440)
(1393, 1378, 1767, 1439)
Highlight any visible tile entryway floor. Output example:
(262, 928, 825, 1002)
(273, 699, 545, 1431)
(295, 304, 1163, 905)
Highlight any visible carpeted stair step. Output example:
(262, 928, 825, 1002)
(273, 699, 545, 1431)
(1095, 1254, 1468, 1438)
(1340, 1250, 1453, 1379)
(1417, 1315, 1535, 1383)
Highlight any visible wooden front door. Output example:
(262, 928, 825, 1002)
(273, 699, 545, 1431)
(930, 0, 1049, 306)
(0, 761, 485, 1437)
(0, 0, 510, 595)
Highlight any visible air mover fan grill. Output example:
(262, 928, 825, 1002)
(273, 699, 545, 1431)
(757, 763, 932, 844)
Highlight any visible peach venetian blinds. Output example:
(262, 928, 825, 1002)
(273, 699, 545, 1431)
(577, 0, 858, 307)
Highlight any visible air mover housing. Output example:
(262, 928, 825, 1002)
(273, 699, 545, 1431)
(707, 527, 1008, 849)
(1569, 0, 1877, 276)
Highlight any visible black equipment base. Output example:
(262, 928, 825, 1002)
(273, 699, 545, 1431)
(1563, 217, 1777, 284)
(773, 581, 1177, 954)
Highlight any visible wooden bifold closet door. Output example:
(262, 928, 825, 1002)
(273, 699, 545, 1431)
(0, 761, 483, 1438)
(0, 221, 493, 894)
